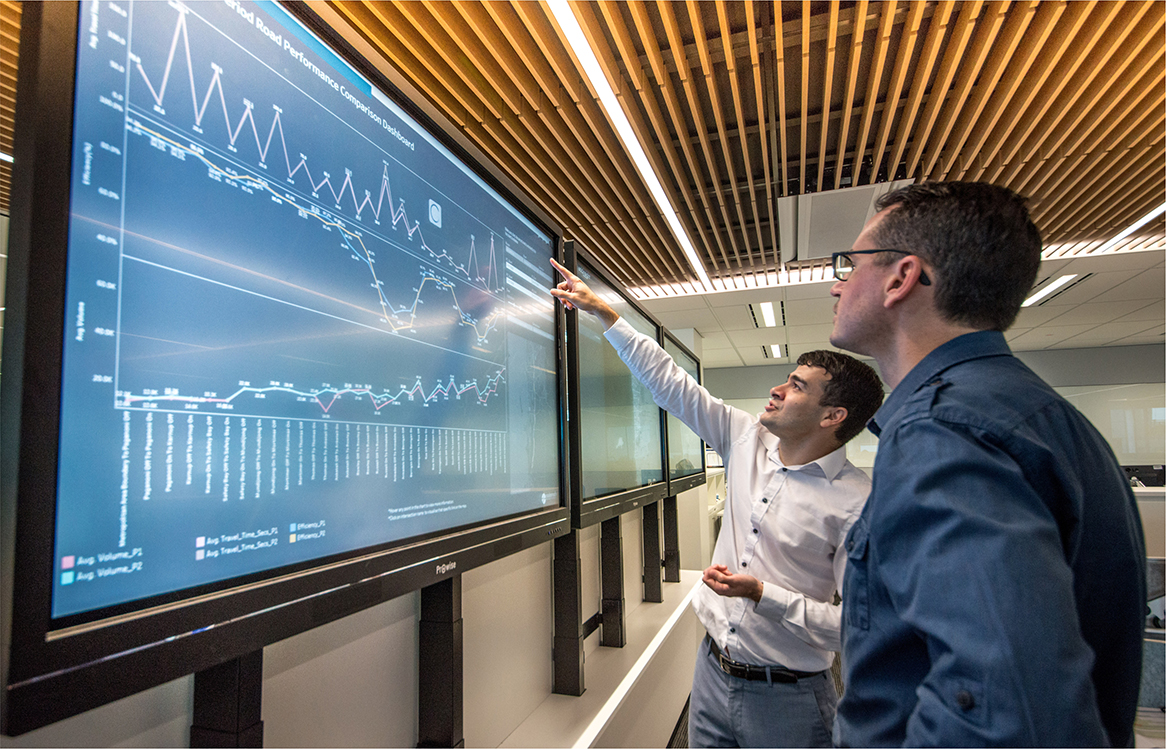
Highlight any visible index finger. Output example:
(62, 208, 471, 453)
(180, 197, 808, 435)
(549, 257, 576, 283)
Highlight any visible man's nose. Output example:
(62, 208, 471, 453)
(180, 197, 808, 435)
(829, 279, 844, 297)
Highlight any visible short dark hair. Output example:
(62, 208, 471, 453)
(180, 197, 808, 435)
(797, 350, 884, 444)
(871, 181, 1042, 331)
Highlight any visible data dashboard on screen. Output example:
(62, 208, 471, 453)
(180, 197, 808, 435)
(575, 262, 663, 500)
(53, 0, 559, 621)
(662, 337, 704, 479)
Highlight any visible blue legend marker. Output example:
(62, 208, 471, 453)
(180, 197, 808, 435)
(61, 571, 75, 585)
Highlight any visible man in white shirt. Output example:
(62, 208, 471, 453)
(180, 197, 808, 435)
(550, 259, 884, 748)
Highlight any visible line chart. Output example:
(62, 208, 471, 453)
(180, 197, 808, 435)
(129, 118, 502, 344)
(129, 5, 502, 295)
(119, 369, 506, 412)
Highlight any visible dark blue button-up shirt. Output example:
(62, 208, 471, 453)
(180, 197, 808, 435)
(836, 331, 1146, 747)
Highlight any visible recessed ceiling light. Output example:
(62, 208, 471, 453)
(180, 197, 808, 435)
(770, 344, 784, 358)
(1022, 274, 1078, 307)
(759, 301, 776, 327)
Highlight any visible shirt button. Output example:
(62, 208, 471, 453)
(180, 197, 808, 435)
(955, 690, 975, 710)
(752, 528, 759, 535)
(847, 540, 855, 551)
(741, 562, 747, 568)
(762, 498, 769, 504)
(729, 627, 736, 634)
(781, 467, 787, 472)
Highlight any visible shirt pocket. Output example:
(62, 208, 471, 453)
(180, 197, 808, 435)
(842, 517, 870, 631)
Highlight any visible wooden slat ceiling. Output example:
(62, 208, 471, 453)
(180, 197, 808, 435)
(326, 0, 1166, 292)
(2, 1, 1164, 294)
(0, 0, 18, 216)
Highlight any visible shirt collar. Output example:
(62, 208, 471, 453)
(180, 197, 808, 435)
(869, 330, 1012, 436)
(766, 429, 849, 481)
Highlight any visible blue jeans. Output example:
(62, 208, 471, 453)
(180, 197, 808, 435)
(688, 638, 837, 748)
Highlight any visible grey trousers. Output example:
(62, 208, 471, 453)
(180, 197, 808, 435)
(688, 639, 837, 748)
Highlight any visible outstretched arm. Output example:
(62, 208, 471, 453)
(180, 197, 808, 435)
(549, 258, 620, 330)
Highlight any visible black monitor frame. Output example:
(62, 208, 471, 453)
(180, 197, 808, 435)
(1, 2, 570, 735)
(661, 330, 707, 497)
(562, 243, 668, 529)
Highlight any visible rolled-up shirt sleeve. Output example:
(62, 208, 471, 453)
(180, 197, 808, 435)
(752, 512, 854, 652)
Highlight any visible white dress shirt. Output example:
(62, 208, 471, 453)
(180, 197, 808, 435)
(604, 317, 871, 672)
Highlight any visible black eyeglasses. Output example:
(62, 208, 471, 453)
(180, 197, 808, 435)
(831, 249, 931, 285)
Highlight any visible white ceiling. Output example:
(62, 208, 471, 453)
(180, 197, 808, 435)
(640, 249, 1166, 370)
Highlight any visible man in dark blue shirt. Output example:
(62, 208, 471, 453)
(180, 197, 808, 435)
(828, 181, 1146, 746)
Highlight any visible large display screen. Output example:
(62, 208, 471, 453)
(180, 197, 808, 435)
(575, 262, 663, 500)
(51, 0, 560, 622)
(662, 337, 704, 479)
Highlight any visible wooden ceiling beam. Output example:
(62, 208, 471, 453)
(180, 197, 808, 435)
(770, 2, 790, 199)
(888, 0, 954, 180)
(1065, 41, 1165, 158)
(999, 1, 1155, 188)
(798, 0, 810, 193)
(566, 1, 690, 283)
(833, 0, 867, 189)
(687, 0, 755, 268)
(974, 1, 1088, 184)
(1038, 83, 1165, 234)
(814, 1, 839, 192)
(745, 1, 781, 266)
(1043, 118, 1165, 240)
(595, 0, 719, 277)
(1028, 3, 1160, 171)
(938, 1, 1038, 180)
(988, 1, 1114, 184)
(961, 2, 1063, 182)
(905, 1, 982, 179)
(718, 0, 770, 266)
(501, 6, 674, 282)
(625, 1, 733, 274)
(658, 0, 744, 271)
(851, 1, 896, 186)
(869, 1, 925, 181)
(496, 2, 687, 283)
(1059, 158, 1164, 242)
(920, 0, 1008, 179)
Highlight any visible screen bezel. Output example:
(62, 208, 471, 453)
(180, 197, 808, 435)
(563, 243, 668, 529)
(1, 1, 570, 735)
(661, 331, 707, 496)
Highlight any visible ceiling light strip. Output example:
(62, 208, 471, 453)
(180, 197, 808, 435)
(1091, 203, 1166, 255)
(1022, 274, 1078, 307)
(547, 0, 711, 290)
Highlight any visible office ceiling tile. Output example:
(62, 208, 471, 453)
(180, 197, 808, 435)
(1008, 324, 1100, 349)
(1087, 269, 1167, 304)
(783, 297, 838, 326)
(1039, 300, 1156, 327)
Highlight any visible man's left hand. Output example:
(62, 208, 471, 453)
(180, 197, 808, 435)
(703, 564, 763, 603)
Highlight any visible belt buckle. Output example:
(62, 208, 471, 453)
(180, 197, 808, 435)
(718, 653, 749, 680)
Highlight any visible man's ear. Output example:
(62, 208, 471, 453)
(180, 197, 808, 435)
(820, 406, 847, 431)
(882, 255, 929, 308)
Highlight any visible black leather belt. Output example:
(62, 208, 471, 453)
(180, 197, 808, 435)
(707, 636, 823, 684)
